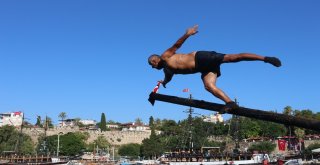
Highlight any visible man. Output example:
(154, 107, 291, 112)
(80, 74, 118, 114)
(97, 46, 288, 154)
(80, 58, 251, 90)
(148, 25, 281, 113)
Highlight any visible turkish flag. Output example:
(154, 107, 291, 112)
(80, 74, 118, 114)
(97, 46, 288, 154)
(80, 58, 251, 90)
(278, 139, 286, 151)
(153, 82, 161, 93)
(14, 112, 21, 116)
(183, 88, 189, 92)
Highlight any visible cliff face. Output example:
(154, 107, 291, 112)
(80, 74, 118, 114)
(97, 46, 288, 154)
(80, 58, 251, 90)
(22, 127, 151, 145)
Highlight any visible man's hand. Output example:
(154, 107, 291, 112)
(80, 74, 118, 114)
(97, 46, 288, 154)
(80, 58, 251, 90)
(158, 80, 166, 88)
(186, 25, 198, 36)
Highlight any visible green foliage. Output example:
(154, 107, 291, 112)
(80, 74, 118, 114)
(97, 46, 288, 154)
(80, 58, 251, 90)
(141, 117, 227, 156)
(58, 112, 67, 125)
(59, 132, 86, 156)
(239, 117, 261, 139)
(75, 131, 90, 141)
(257, 120, 287, 138)
(18, 134, 35, 155)
(284, 107, 320, 135)
(248, 141, 276, 153)
(315, 112, 320, 120)
(149, 116, 154, 129)
(37, 132, 87, 156)
(35, 116, 42, 127)
(210, 122, 229, 136)
(141, 133, 164, 158)
(306, 143, 320, 150)
(283, 106, 293, 115)
(73, 118, 82, 127)
(0, 126, 19, 152)
(87, 135, 110, 151)
(135, 118, 143, 125)
(99, 113, 107, 131)
(0, 125, 34, 155)
(304, 143, 320, 155)
(43, 116, 54, 128)
(118, 143, 141, 157)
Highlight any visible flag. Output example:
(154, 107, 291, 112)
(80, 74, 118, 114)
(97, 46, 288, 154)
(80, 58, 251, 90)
(153, 82, 161, 93)
(14, 111, 21, 116)
(278, 139, 286, 151)
(183, 88, 189, 92)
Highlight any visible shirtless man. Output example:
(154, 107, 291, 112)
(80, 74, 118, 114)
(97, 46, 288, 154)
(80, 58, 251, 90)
(148, 25, 281, 113)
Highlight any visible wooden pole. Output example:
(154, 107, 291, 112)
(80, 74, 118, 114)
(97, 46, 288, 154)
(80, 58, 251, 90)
(149, 93, 320, 131)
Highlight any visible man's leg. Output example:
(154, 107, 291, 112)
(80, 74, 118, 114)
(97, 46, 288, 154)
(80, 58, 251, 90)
(223, 53, 281, 67)
(201, 72, 238, 113)
(201, 72, 231, 103)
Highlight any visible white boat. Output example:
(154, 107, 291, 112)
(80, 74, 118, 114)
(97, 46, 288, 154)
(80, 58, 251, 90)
(154, 153, 272, 165)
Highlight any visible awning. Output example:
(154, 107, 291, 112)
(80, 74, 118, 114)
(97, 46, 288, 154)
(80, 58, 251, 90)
(311, 148, 320, 153)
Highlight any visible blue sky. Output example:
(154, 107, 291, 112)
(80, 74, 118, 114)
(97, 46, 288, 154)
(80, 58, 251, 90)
(1, 0, 319, 125)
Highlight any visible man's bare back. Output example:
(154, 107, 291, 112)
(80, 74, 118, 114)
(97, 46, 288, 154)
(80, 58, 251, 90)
(164, 52, 197, 74)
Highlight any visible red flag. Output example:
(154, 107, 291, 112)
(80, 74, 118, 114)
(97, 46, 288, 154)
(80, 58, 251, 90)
(183, 88, 189, 92)
(278, 139, 286, 151)
(153, 82, 161, 93)
(14, 112, 21, 116)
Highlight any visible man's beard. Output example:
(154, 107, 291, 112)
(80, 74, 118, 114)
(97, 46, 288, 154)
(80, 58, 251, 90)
(156, 60, 166, 70)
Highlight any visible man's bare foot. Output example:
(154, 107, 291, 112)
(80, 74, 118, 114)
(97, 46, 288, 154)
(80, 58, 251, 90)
(220, 101, 239, 114)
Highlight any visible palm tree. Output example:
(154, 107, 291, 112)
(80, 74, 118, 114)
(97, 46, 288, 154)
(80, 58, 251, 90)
(283, 106, 293, 115)
(295, 128, 305, 152)
(135, 118, 143, 125)
(58, 112, 67, 126)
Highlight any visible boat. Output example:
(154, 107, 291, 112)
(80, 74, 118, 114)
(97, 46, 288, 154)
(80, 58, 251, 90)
(0, 157, 69, 165)
(156, 153, 273, 165)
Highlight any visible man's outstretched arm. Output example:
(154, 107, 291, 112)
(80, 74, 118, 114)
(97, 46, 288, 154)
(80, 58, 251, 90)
(161, 25, 199, 59)
(159, 69, 174, 88)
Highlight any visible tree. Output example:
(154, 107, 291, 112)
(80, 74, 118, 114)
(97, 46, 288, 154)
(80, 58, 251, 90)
(0, 125, 34, 155)
(257, 120, 287, 138)
(88, 135, 110, 152)
(35, 116, 42, 127)
(118, 143, 141, 158)
(99, 113, 107, 131)
(74, 117, 83, 127)
(248, 141, 276, 153)
(239, 117, 261, 139)
(135, 118, 143, 125)
(210, 122, 229, 136)
(43, 116, 54, 129)
(315, 112, 320, 120)
(58, 112, 67, 126)
(149, 116, 156, 136)
(37, 132, 87, 156)
(283, 106, 293, 115)
(154, 118, 162, 129)
(141, 134, 164, 159)
(149, 116, 154, 128)
(304, 143, 320, 156)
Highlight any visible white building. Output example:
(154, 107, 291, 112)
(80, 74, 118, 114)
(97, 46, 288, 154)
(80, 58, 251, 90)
(106, 124, 119, 129)
(121, 122, 150, 132)
(203, 113, 224, 123)
(0, 111, 23, 127)
(79, 119, 96, 125)
(59, 119, 76, 127)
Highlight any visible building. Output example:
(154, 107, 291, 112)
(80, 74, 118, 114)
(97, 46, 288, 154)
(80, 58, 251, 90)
(203, 113, 224, 123)
(121, 122, 150, 132)
(59, 119, 97, 127)
(0, 111, 23, 127)
(79, 119, 96, 126)
(59, 118, 77, 127)
(106, 124, 119, 129)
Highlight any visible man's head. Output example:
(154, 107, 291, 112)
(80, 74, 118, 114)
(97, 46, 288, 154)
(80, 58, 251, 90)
(148, 54, 164, 70)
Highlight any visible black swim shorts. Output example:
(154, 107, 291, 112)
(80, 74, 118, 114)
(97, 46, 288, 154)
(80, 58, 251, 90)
(195, 51, 225, 77)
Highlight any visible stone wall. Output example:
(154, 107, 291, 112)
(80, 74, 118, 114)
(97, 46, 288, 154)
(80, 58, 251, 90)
(22, 126, 151, 146)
